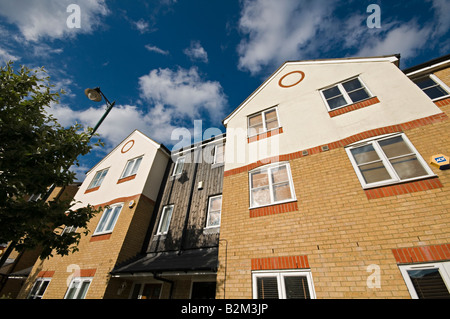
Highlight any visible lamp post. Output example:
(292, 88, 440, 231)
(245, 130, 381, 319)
(0, 87, 116, 270)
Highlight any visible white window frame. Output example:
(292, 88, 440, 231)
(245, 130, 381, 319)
(87, 168, 109, 189)
(93, 203, 124, 235)
(399, 262, 450, 299)
(64, 277, 93, 299)
(27, 278, 51, 299)
(249, 162, 296, 209)
(172, 156, 186, 176)
(156, 205, 174, 235)
(345, 133, 435, 189)
(120, 156, 143, 179)
(205, 195, 222, 229)
(129, 282, 162, 299)
(61, 225, 78, 236)
(413, 74, 450, 101)
(319, 76, 373, 112)
(252, 270, 316, 299)
(247, 107, 281, 137)
(213, 144, 225, 165)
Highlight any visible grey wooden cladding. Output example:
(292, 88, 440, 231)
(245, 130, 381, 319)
(147, 142, 224, 253)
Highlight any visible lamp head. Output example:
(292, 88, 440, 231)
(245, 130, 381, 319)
(84, 87, 102, 102)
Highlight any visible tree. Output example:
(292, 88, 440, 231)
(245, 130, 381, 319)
(0, 61, 103, 266)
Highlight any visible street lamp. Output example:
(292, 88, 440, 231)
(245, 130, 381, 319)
(84, 87, 116, 137)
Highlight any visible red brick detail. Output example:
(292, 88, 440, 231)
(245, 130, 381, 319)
(37, 271, 55, 278)
(84, 186, 100, 194)
(365, 177, 443, 199)
(328, 97, 380, 117)
(117, 174, 136, 184)
(252, 255, 309, 270)
(79, 269, 97, 277)
(434, 97, 450, 108)
(248, 127, 283, 143)
(90, 233, 111, 242)
(392, 244, 450, 264)
(224, 112, 449, 177)
(250, 201, 298, 218)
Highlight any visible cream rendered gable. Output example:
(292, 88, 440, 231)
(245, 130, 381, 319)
(223, 56, 445, 172)
(72, 130, 170, 209)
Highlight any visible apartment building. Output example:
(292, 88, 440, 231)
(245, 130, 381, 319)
(17, 130, 170, 299)
(110, 135, 225, 299)
(216, 55, 450, 299)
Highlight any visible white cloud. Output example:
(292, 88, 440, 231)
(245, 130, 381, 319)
(0, 0, 109, 42)
(145, 44, 170, 55)
(133, 19, 150, 34)
(0, 47, 19, 64)
(138, 66, 227, 124)
(183, 41, 208, 63)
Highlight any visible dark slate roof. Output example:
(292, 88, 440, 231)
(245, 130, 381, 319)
(111, 247, 218, 275)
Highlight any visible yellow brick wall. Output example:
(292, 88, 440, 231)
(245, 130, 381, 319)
(17, 194, 155, 299)
(217, 104, 450, 299)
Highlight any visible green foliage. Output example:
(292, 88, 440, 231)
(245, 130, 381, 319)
(0, 61, 103, 259)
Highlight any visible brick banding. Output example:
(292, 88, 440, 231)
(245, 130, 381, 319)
(252, 255, 309, 270)
(328, 96, 380, 117)
(249, 201, 298, 218)
(392, 244, 450, 264)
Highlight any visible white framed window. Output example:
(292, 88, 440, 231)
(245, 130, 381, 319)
(28, 193, 41, 202)
(172, 156, 185, 176)
(320, 77, 372, 111)
(27, 278, 51, 299)
(94, 203, 124, 235)
(249, 162, 296, 208)
(87, 168, 109, 189)
(248, 107, 280, 137)
(399, 262, 450, 299)
(120, 156, 143, 179)
(345, 133, 435, 189)
(156, 205, 174, 235)
(413, 74, 450, 101)
(252, 270, 316, 299)
(61, 225, 78, 236)
(64, 277, 92, 299)
(213, 144, 225, 165)
(206, 195, 222, 228)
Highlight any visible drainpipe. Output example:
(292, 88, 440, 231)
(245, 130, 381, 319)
(153, 273, 174, 299)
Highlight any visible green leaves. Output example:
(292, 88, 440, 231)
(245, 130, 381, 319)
(0, 61, 103, 260)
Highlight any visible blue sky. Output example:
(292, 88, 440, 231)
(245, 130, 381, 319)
(0, 0, 449, 180)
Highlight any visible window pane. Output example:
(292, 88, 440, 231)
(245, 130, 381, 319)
(327, 95, 347, 109)
(215, 145, 224, 163)
(271, 166, 289, 184)
(251, 187, 271, 207)
(342, 78, 363, 92)
(105, 205, 122, 232)
(257, 277, 279, 299)
(378, 136, 412, 158)
(76, 281, 91, 299)
(284, 276, 311, 299)
(130, 157, 142, 175)
(159, 206, 173, 234)
(390, 155, 428, 180)
(249, 114, 263, 127)
(96, 207, 112, 233)
(251, 171, 269, 188)
(66, 281, 79, 299)
(424, 86, 448, 99)
(358, 162, 392, 184)
(266, 119, 279, 130)
(209, 196, 222, 211)
(264, 110, 279, 130)
(122, 161, 134, 178)
(174, 157, 185, 175)
(414, 77, 436, 89)
(322, 86, 341, 99)
(408, 269, 450, 299)
(37, 280, 50, 297)
(348, 88, 370, 102)
(273, 183, 292, 202)
(351, 145, 380, 164)
(207, 211, 221, 227)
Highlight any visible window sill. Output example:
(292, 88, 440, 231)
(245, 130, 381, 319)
(364, 176, 443, 199)
(84, 186, 100, 194)
(249, 200, 298, 218)
(328, 96, 380, 117)
(117, 174, 136, 184)
(90, 233, 112, 242)
(248, 127, 283, 143)
(434, 96, 450, 107)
